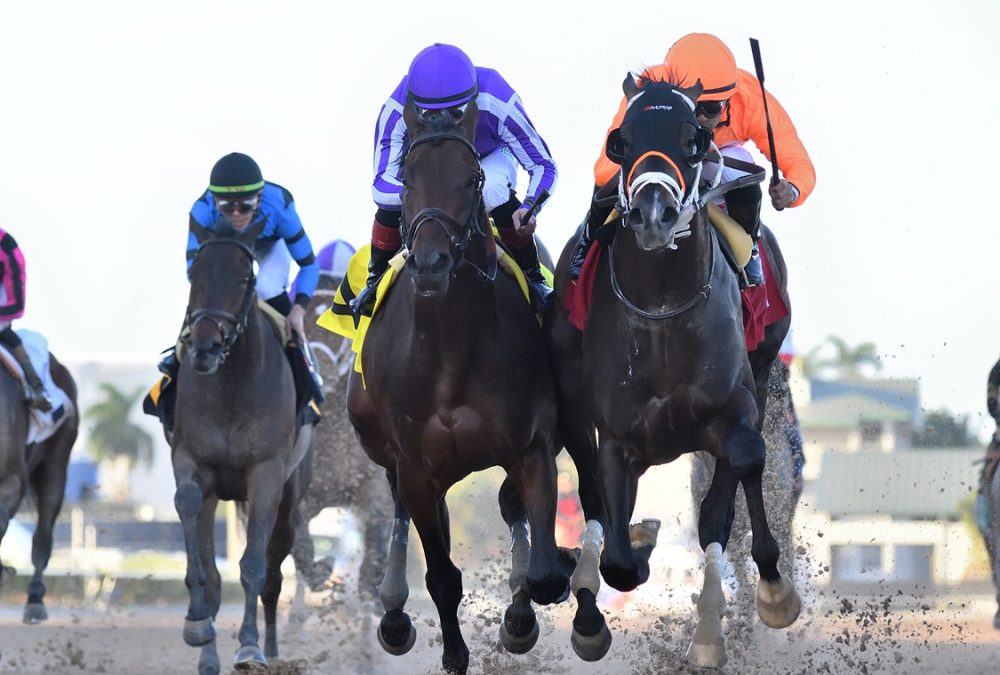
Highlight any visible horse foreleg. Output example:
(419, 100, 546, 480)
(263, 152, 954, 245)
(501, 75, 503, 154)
(594, 439, 644, 592)
(172, 458, 215, 648)
(377, 473, 416, 656)
(741, 464, 801, 629)
(234, 458, 285, 669)
(359, 481, 391, 602)
(398, 473, 468, 675)
(570, 519, 611, 661)
(23, 458, 64, 624)
(510, 447, 567, 606)
(496, 477, 539, 654)
(195, 494, 221, 675)
(261, 485, 298, 660)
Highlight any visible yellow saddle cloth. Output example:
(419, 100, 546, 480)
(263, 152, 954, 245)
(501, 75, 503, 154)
(316, 239, 552, 378)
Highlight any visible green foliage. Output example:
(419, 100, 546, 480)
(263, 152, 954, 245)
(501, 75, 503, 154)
(802, 335, 882, 380)
(911, 408, 979, 448)
(84, 382, 154, 469)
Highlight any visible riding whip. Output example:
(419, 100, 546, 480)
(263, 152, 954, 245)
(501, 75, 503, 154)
(749, 38, 784, 211)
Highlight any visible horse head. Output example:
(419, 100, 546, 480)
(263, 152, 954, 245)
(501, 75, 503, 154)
(399, 98, 485, 298)
(184, 218, 264, 374)
(606, 75, 712, 251)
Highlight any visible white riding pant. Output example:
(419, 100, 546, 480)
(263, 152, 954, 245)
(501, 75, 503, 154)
(256, 240, 293, 300)
(481, 147, 519, 212)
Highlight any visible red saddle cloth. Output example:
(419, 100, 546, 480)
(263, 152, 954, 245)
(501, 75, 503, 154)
(563, 242, 788, 351)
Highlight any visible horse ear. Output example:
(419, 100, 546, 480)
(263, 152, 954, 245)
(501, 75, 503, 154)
(622, 73, 640, 100)
(402, 99, 422, 135)
(189, 216, 211, 245)
(685, 79, 705, 106)
(455, 99, 479, 143)
(241, 215, 268, 244)
(605, 128, 625, 164)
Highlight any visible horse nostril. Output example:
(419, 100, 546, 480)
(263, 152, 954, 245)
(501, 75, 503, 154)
(429, 251, 450, 273)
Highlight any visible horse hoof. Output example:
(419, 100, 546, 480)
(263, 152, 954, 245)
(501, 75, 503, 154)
(993, 610, 1000, 630)
(378, 610, 416, 655)
(23, 603, 48, 624)
(499, 615, 539, 654)
(571, 623, 612, 662)
(233, 645, 266, 670)
(183, 617, 216, 647)
(629, 519, 661, 548)
(685, 637, 727, 668)
(757, 578, 801, 629)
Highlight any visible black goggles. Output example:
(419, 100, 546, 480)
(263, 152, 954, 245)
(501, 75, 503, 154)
(216, 197, 259, 215)
(695, 99, 728, 117)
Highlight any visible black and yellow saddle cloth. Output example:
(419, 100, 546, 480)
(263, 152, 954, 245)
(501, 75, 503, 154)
(318, 238, 553, 380)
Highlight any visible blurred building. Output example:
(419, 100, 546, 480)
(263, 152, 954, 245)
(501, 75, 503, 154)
(794, 375, 982, 587)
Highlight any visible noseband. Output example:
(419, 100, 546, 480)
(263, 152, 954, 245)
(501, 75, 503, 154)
(184, 238, 258, 362)
(401, 132, 493, 280)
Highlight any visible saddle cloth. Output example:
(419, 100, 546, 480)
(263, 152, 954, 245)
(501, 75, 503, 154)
(318, 238, 548, 382)
(563, 213, 787, 351)
(0, 329, 70, 445)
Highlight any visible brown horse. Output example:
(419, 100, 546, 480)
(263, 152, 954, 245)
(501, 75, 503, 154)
(0, 351, 77, 624)
(345, 100, 568, 674)
(172, 219, 313, 675)
(545, 76, 801, 668)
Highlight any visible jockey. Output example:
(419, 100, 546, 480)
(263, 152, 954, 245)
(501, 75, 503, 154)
(574, 32, 815, 286)
(0, 228, 52, 411)
(353, 42, 558, 316)
(188, 152, 319, 339)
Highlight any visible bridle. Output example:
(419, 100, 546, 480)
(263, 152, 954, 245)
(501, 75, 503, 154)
(184, 238, 258, 362)
(401, 132, 495, 281)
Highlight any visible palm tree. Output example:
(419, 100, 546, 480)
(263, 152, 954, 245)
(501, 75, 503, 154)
(84, 382, 154, 469)
(802, 335, 882, 380)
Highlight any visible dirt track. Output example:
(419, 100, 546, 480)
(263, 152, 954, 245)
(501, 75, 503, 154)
(1, 587, 997, 675)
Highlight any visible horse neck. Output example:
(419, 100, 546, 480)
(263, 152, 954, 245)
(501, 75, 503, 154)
(612, 211, 714, 304)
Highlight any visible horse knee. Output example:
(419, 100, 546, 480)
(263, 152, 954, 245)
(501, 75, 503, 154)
(174, 482, 203, 519)
(726, 425, 765, 478)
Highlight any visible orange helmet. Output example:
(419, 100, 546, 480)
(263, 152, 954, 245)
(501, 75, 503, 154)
(663, 33, 737, 102)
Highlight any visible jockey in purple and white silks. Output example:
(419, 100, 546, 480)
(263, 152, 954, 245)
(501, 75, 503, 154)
(353, 42, 558, 316)
(0, 228, 52, 410)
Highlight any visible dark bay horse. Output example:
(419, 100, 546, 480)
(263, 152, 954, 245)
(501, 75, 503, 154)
(290, 272, 391, 607)
(172, 220, 313, 674)
(345, 100, 568, 674)
(0, 353, 77, 624)
(545, 75, 801, 668)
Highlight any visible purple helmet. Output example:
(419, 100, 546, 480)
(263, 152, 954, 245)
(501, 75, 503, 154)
(406, 43, 478, 110)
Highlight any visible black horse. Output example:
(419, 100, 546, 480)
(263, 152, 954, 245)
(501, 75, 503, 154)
(344, 100, 568, 674)
(545, 75, 801, 668)
(0, 352, 78, 624)
(171, 220, 313, 674)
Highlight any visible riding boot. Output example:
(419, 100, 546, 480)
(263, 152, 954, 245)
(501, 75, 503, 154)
(509, 240, 553, 312)
(726, 184, 764, 287)
(9, 343, 52, 412)
(351, 244, 397, 319)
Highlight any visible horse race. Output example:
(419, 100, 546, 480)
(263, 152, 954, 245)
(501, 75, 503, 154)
(2, 4, 999, 674)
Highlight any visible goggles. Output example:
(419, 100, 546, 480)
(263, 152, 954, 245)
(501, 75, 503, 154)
(695, 99, 728, 118)
(216, 197, 259, 215)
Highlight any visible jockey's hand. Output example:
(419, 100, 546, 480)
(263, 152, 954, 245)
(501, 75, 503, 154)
(512, 207, 537, 236)
(769, 179, 798, 210)
(286, 304, 306, 343)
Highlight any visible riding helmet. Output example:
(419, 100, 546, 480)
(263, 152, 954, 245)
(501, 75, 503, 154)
(406, 43, 478, 110)
(664, 33, 738, 102)
(208, 152, 265, 197)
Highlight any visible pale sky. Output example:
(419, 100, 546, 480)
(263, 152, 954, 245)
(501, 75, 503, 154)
(2, 1, 998, 436)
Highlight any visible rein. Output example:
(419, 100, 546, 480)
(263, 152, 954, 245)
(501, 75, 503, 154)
(184, 238, 258, 362)
(401, 132, 495, 282)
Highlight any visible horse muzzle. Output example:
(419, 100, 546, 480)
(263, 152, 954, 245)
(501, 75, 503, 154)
(627, 207, 682, 252)
(407, 251, 453, 298)
(189, 342, 224, 374)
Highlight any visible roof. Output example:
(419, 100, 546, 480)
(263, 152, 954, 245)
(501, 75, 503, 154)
(816, 448, 981, 519)
(799, 393, 914, 430)
(809, 377, 922, 426)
